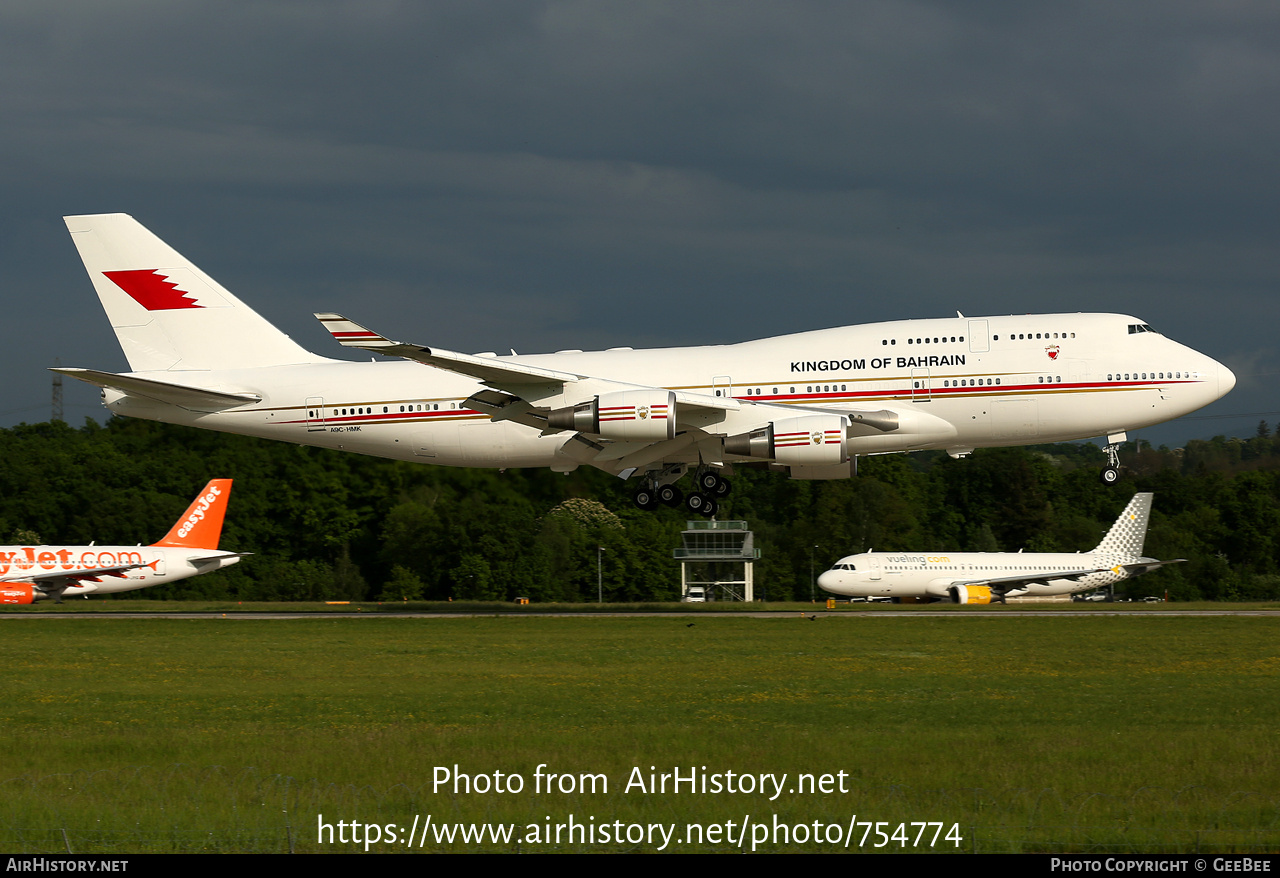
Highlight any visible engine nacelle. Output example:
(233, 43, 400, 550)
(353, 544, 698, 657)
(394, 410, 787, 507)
(724, 415, 849, 466)
(947, 585, 992, 605)
(547, 390, 675, 441)
(0, 584, 39, 604)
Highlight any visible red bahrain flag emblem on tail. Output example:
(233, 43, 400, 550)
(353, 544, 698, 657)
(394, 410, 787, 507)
(104, 269, 204, 310)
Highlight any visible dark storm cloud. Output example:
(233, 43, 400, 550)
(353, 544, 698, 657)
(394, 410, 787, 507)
(0, 1, 1275, 439)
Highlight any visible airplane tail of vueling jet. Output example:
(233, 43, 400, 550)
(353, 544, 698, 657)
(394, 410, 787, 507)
(64, 214, 330, 373)
(151, 479, 234, 550)
(1092, 492, 1154, 559)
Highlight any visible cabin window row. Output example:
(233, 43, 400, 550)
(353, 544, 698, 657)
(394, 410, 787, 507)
(315, 402, 458, 418)
(744, 386, 851, 396)
(992, 332, 1076, 340)
(881, 336, 965, 345)
(1105, 372, 1187, 381)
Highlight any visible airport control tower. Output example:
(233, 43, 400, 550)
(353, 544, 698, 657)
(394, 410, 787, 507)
(673, 520, 760, 601)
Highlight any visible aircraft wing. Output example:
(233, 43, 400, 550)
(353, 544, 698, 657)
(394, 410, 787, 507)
(0, 562, 152, 588)
(950, 567, 1111, 597)
(314, 313, 582, 386)
(947, 558, 1185, 600)
(314, 313, 902, 477)
(314, 313, 743, 413)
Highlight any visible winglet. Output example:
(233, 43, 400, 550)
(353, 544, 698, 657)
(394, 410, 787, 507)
(152, 479, 234, 550)
(314, 313, 400, 350)
(314, 313, 581, 386)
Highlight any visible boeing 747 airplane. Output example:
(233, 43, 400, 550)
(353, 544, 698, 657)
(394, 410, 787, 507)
(0, 479, 244, 603)
(817, 493, 1179, 604)
(59, 214, 1234, 515)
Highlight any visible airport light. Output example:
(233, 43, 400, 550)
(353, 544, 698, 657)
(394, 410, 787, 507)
(597, 546, 606, 603)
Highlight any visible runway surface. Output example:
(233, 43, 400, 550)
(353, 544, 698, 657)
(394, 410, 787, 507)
(2, 609, 1277, 619)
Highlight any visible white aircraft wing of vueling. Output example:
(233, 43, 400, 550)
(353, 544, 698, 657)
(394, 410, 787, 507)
(0, 479, 245, 604)
(818, 493, 1186, 604)
(59, 214, 1235, 517)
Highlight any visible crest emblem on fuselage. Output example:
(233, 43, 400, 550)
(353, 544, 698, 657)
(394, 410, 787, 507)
(1046, 345, 1060, 360)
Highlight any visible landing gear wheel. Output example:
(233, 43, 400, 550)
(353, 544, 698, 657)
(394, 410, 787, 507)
(714, 477, 732, 497)
(633, 486, 660, 510)
(701, 497, 718, 518)
(658, 484, 683, 507)
(1100, 466, 1120, 485)
(697, 470, 722, 492)
(686, 492, 709, 514)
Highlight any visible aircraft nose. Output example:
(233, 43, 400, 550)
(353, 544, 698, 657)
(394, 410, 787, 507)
(817, 570, 842, 593)
(1218, 361, 1236, 399)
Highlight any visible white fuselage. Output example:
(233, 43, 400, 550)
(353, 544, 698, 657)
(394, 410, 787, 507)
(0, 545, 241, 598)
(817, 550, 1128, 600)
(100, 313, 1233, 470)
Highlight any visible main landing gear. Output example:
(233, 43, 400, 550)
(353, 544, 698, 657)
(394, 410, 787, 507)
(631, 468, 730, 517)
(682, 468, 731, 517)
(632, 480, 689, 512)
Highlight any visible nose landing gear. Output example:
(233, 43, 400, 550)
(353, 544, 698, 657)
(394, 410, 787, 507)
(1100, 439, 1124, 485)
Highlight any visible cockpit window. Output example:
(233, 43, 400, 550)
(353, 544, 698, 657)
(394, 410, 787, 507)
(1128, 323, 1160, 334)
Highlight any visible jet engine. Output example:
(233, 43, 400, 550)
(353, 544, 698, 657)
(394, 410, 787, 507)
(724, 415, 849, 466)
(547, 390, 675, 441)
(947, 585, 992, 605)
(0, 584, 38, 604)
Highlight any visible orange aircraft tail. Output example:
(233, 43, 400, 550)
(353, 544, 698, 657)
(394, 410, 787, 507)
(152, 479, 234, 550)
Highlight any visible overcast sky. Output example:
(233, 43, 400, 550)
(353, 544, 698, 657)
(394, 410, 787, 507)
(1, 1, 1275, 447)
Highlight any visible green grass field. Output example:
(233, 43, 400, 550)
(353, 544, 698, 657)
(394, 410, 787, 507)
(2, 612, 1278, 853)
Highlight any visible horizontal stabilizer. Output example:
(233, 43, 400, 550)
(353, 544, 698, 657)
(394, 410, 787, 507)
(1119, 558, 1186, 576)
(188, 551, 254, 563)
(52, 368, 261, 411)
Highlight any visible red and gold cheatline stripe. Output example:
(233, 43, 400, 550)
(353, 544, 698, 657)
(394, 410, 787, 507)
(262, 376, 1198, 425)
(277, 408, 485, 427)
(717, 378, 1195, 405)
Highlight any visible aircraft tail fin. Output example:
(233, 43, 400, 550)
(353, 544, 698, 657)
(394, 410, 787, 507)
(1092, 492, 1154, 558)
(152, 480, 234, 550)
(64, 214, 328, 372)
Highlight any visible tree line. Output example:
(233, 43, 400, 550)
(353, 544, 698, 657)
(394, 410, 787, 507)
(1, 416, 1277, 602)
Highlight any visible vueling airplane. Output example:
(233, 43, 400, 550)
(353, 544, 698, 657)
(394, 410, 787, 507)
(817, 493, 1180, 604)
(0, 479, 243, 603)
(59, 214, 1234, 516)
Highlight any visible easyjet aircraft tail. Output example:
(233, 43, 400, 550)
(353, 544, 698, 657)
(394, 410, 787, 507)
(63, 214, 329, 373)
(152, 479, 234, 550)
(1092, 492, 1154, 558)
